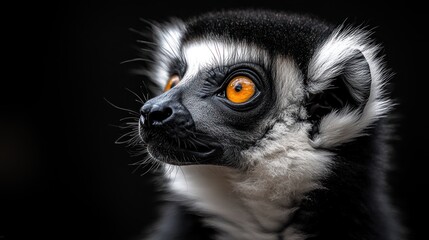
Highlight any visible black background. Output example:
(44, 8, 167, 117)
(1, 1, 427, 239)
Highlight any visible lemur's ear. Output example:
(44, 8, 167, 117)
(307, 49, 371, 124)
(305, 28, 391, 148)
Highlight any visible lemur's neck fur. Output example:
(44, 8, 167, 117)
(165, 121, 333, 239)
(167, 165, 306, 240)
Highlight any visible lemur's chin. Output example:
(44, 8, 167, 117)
(146, 139, 222, 165)
(148, 144, 221, 165)
(141, 127, 223, 165)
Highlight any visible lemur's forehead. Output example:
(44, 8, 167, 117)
(180, 39, 271, 83)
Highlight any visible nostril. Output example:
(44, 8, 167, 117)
(148, 107, 173, 126)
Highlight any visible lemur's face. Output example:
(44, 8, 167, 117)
(140, 41, 280, 167)
(138, 11, 387, 169)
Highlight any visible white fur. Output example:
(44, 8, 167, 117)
(179, 39, 271, 87)
(272, 56, 306, 111)
(149, 20, 186, 95)
(307, 27, 391, 148)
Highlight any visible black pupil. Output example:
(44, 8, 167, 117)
(234, 83, 242, 92)
(170, 82, 176, 88)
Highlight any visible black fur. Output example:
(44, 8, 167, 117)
(291, 121, 401, 239)
(144, 203, 218, 240)
(183, 9, 334, 72)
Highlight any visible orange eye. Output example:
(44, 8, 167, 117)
(164, 75, 180, 92)
(226, 76, 256, 104)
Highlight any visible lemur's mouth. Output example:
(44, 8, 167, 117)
(139, 118, 223, 165)
(147, 141, 220, 165)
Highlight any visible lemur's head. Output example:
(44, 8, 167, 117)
(138, 10, 390, 169)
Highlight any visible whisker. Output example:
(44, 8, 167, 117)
(131, 155, 152, 174)
(164, 164, 173, 177)
(139, 48, 155, 54)
(193, 156, 199, 165)
(120, 58, 156, 65)
(188, 140, 198, 150)
(188, 136, 210, 147)
(115, 131, 137, 144)
(140, 162, 157, 176)
(109, 123, 137, 130)
(124, 122, 139, 126)
(183, 128, 198, 138)
(134, 38, 158, 46)
(129, 28, 150, 38)
(125, 87, 145, 104)
(129, 146, 147, 158)
(104, 98, 139, 116)
(119, 116, 139, 122)
(154, 161, 165, 175)
(139, 18, 160, 29)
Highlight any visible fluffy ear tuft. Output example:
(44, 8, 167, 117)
(306, 27, 391, 148)
(306, 49, 371, 124)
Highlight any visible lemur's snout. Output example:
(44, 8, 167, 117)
(139, 95, 222, 164)
(139, 97, 195, 138)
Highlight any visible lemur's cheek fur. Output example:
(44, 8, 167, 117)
(129, 9, 403, 240)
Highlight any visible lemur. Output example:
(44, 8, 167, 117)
(126, 9, 403, 240)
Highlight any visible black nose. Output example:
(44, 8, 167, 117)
(140, 103, 173, 127)
(139, 98, 196, 139)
